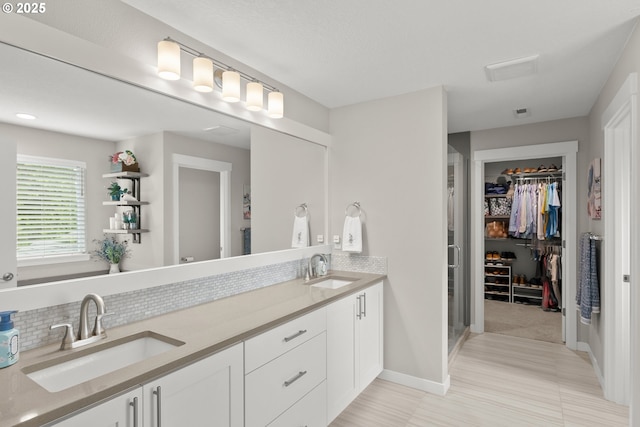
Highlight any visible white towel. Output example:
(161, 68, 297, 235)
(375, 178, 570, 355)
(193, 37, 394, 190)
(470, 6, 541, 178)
(342, 216, 362, 253)
(291, 215, 309, 248)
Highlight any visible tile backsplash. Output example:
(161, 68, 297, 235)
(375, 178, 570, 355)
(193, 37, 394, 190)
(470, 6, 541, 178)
(15, 254, 386, 351)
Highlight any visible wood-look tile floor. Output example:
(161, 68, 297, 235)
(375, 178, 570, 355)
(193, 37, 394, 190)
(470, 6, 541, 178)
(331, 333, 629, 426)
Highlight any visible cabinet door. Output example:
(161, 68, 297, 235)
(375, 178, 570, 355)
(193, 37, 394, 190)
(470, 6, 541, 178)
(358, 282, 384, 389)
(326, 293, 357, 423)
(144, 343, 243, 427)
(51, 388, 142, 427)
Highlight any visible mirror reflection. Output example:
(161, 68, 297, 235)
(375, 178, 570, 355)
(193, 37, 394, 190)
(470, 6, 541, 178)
(0, 42, 326, 287)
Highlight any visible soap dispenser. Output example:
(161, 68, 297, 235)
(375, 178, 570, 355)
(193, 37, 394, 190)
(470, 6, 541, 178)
(0, 311, 19, 368)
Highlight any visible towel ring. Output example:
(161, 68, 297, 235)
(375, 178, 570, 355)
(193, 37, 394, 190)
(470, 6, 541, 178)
(345, 201, 362, 218)
(294, 203, 308, 218)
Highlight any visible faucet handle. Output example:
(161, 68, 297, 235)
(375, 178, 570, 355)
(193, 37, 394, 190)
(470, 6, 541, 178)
(93, 312, 114, 337)
(50, 323, 75, 350)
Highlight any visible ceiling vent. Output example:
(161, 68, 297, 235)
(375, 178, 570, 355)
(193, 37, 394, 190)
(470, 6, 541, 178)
(513, 107, 531, 118)
(485, 55, 539, 82)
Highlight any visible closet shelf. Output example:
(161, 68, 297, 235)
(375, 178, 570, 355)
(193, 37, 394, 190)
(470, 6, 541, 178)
(484, 194, 509, 198)
(485, 215, 510, 220)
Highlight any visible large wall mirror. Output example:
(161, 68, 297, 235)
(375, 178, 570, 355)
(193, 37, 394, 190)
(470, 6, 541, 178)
(0, 41, 327, 289)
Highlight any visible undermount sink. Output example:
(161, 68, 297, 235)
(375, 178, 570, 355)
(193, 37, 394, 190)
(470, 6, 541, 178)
(310, 278, 354, 289)
(24, 332, 183, 392)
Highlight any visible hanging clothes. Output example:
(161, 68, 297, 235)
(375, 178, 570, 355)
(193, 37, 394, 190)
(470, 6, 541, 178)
(509, 180, 561, 240)
(577, 233, 600, 324)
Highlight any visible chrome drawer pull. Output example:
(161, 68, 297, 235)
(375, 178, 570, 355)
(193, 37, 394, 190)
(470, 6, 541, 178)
(284, 329, 307, 342)
(153, 386, 162, 427)
(284, 370, 308, 387)
(130, 397, 139, 427)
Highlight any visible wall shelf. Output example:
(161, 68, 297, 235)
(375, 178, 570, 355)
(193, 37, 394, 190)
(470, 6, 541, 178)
(102, 172, 149, 243)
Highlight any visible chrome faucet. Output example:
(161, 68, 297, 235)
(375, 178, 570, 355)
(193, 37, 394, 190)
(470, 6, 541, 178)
(307, 253, 328, 281)
(78, 293, 107, 340)
(51, 293, 111, 350)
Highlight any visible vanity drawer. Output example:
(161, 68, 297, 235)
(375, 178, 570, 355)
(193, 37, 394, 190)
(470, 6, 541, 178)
(245, 306, 326, 373)
(245, 332, 326, 427)
(267, 381, 327, 427)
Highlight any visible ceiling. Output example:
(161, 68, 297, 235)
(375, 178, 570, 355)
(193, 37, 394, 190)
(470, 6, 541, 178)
(0, 43, 251, 148)
(122, 0, 640, 133)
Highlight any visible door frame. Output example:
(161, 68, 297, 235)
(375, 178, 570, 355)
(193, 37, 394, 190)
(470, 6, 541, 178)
(172, 154, 232, 264)
(471, 141, 578, 350)
(601, 72, 636, 405)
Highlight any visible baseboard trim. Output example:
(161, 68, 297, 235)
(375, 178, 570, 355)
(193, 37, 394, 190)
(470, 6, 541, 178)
(577, 341, 605, 390)
(378, 369, 450, 396)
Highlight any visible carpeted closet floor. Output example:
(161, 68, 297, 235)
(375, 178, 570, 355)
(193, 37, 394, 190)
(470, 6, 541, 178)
(484, 299, 563, 344)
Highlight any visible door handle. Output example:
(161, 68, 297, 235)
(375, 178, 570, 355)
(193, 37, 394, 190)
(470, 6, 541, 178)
(448, 244, 461, 269)
(2, 272, 14, 282)
(129, 396, 139, 427)
(153, 386, 162, 427)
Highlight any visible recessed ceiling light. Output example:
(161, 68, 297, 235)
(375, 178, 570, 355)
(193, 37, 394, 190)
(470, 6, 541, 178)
(485, 55, 539, 82)
(16, 113, 36, 120)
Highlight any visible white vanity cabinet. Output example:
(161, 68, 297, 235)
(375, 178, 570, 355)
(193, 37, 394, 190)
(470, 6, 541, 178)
(326, 281, 384, 423)
(244, 307, 327, 427)
(51, 343, 244, 427)
(50, 388, 143, 427)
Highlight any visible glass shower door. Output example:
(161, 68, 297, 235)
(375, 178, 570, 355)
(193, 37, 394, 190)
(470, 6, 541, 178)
(448, 147, 467, 353)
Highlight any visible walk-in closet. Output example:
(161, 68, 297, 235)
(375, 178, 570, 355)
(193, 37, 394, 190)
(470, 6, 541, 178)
(483, 158, 563, 343)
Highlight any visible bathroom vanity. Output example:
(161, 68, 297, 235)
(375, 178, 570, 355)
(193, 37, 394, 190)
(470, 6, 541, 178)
(0, 271, 384, 427)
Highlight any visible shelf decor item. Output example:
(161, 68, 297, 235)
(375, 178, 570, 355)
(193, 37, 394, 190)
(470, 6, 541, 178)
(92, 235, 130, 273)
(110, 150, 139, 172)
(107, 182, 129, 201)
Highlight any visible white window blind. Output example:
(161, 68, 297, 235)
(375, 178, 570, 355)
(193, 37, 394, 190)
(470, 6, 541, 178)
(17, 155, 87, 261)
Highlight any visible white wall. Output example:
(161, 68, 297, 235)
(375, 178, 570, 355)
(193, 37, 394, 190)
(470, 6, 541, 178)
(330, 87, 449, 391)
(162, 132, 250, 258)
(587, 21, 640, 421)
(5, 123, 115, 282)
(251, 126, 327, 254)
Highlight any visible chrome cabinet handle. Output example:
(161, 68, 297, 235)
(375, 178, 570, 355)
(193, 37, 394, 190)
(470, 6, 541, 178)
(356, 296, 362, 319)
(284, 329, 307, 342)
(153, 386, 162, 427)
(129, 396, 139, 427)
(362, 293, 367, 318)
(284, 370, 307, 387)
(448, 244, 461, 269)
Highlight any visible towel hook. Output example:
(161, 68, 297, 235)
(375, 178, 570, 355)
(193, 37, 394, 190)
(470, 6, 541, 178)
(345, 201, 362, 218)
(294, 203, 308, 218)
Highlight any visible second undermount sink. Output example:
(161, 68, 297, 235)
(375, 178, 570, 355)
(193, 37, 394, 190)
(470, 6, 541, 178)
(24, 332, 184, 392)
(310, 278, 354, 289)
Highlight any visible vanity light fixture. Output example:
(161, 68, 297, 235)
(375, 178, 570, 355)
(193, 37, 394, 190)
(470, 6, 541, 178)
(246, 81, 264, 111)
(193, 56, 214, 92)
(157, 39, 181, 81)
(221, 69, 241, 102)
(16, 113, 36, 120)
(156, 37, 284, 118)
(268, 91, 284, 119)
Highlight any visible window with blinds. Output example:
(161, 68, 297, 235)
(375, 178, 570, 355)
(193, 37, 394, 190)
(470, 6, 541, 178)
(17, 155, 87, 261)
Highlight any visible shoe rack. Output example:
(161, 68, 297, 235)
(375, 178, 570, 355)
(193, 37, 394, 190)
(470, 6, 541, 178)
(512, 274, 543, 304)
(484, 253, 511, 302)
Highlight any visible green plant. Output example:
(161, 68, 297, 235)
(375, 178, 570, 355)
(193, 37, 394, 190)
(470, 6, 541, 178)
(108, 182, 129, 198)
(92, 236, 130, 264)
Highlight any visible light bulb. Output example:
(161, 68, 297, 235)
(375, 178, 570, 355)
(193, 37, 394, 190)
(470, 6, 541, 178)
(268, 91, 284, 119)
(193, 56, 213, 92)
(157, 39, 181, 80)
(246, 81, 264, 111)
(222, 70, 241, 102)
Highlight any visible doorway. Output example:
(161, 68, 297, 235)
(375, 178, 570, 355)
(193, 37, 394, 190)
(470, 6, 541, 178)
(602, 72, 635, 405)
(172, 154, 232, 264)
(471, 141, 578, 350)
(179, 167, 221, 262)
(448, 147, 469, 354)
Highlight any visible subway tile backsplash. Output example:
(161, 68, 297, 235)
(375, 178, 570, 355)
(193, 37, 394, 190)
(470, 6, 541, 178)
(14, 254, 386, 351)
